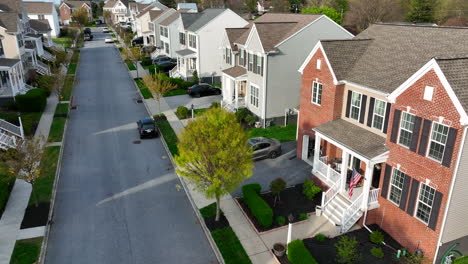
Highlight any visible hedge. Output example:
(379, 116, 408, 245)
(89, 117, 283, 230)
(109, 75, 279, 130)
(242, 184, 273, 227)
(287, 240, 318, 264)
(156, 73, 195, 90)
(15, 89, 47, 112)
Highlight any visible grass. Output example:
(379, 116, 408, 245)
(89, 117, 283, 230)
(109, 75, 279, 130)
(0, 162, 15, 216)
(135, 79, 153, 99)
(200, 202, 223, 218)
(455, 256, 468, 264)
(67, 64, 77, 74)
(47, 117, 66, 143)
(155, 117, 178, 156)
(0, 112, 42, 136)
(126, 61, 136, 71)
(10, 237, 43, 264)
(53, 37, 73, 48)
(248, 124, 297, 142)
(111, 33, 116, 38)
(177, 108, 208, 120)
(28, 146, 60, 206)
(61, 75, 74, 101)
(211, 227, 252, 264)
(164, 89, 188, 97)
(70, 50, 80, 64)
(54, 103, 69, 117)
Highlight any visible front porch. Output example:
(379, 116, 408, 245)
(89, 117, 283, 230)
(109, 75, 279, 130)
(170, 49, 197, 80)
(0, 59, 27, 97)
(221, 66, 247, 112)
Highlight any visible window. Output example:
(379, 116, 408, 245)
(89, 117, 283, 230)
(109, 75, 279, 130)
(256, 56, 262, 74)
(225, 48, 231, 64)
(415, 183, 435, 224)
(248, 53, 253, 71)
(160, 26, 164, 36)
(149, 22, 154, 31)
(17, 34, 24, 48)
(372, 99, 386, 130)
(250, 85, 259, 108)
(239, 49, 244, 66)
(316, 59, 321, 69)
(424, 86, 434, 101)
(179, 32, 185, 45)
(0, 40, 4, 57)
(398, 112, 415, 147)
(388, 168, 405, 205)
(38, 14, 45, 20)
(188, 34, 196, 48)
(165, 43, 169, 54)
(350, 92, 362, 120)
(428, 122, 449, 162)
(311, 82, 322, 105)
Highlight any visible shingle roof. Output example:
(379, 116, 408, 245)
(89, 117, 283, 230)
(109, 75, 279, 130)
(0, 58, 20, 68)
(313, 119, 389, 160)
(322, 24, 468, 94)
(103, 0, 117, 8)
(64, 1, 91, 9)
(254, 22, 296, 52)
(437, 58, 468, 112)
(175, 48, 196, 57)
(149, 10, 164, 21)
(24, 1, 54, 14)
(151, 0, 168, 10)
(225, 28, 249, 50)
(181, 8, 226, 32)
(0, 0, 22, 13)
(177, 3, 197, 11)
(160, 11, 180, 26)
(222, 66, 247, 78)
(0, 12, 19, 32)
(29, 19, 51, 32)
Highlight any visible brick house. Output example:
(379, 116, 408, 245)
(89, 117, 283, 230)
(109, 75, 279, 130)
(296, 24, 468, 263)
(59, 1, 92, 25)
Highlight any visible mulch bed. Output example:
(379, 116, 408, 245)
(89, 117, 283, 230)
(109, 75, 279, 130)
(237, 184, 321, 232)
(20, 202, 50, 229)
(202, 214, 230, 232)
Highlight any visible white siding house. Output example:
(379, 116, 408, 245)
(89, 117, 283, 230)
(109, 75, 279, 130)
(24, 1, 60, 37)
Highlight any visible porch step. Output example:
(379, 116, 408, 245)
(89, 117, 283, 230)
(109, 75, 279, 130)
(323, 194, 352, 226)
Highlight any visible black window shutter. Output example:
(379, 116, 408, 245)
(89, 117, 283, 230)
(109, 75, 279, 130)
(399, 174, 411, 210)
(367, 97, 375, 127)
(359, 95, 367, 124)
(410, 116, 422, 152)
(345, 91, 352, 118)
(406, 178, 420, 216)
(383, 103, 392, 134)
(428, 191, 443, 230)
(260, 57, 264, 76)
(418, 119, 432, 156)
(442, 128, 458, 168)
(244, 50, 247, 66)
(253, 55, 257, 74)
(381, 164, 392, 198)
(390, 109, 401, 143)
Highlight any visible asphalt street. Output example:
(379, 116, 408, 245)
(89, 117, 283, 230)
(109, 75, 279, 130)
(45, 28, 217, 264)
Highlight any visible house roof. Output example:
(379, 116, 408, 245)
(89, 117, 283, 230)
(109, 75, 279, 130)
(0, 58, 20, 67)
(103, 0, 117, 8)
(24, 1, 54, 14)
(63, 1, 91, 9)
(437, 57, 468, 112)
(320, 24, 468, 94)
(181, 8, 225, 32)
(149, 10, 164, 21)
(151, 0, 168, 10)
(225, 28, 249, 51)
(160, 11, 180, 26)
(313, 119, 389, 160)
(175, 48, 196, 57)
(222, 66, 247, 78)
(29, 19, 51, 32)
(0, 0, 22, 14)
(177, 3, 197, 10)
(0, 12, 19, 32)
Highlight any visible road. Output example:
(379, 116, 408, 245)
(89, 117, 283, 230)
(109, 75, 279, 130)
(45, 28, 217, 264)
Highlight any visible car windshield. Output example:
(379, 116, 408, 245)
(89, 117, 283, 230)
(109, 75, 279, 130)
(142, 123, 154, 129)
(248, 138, 261, 147)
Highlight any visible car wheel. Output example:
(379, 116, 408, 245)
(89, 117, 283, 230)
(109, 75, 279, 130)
(269, 151, 278, 159)
(216, 90, 221, 95)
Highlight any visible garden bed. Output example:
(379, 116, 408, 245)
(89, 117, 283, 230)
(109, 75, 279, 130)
(20, 202, 50, 229)
(175, 108, 207, 120)
(200, 203, 229, 232)
(237, 183, 321, 232)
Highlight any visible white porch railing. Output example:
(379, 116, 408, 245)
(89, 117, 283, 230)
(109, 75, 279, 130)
(0, 130, 17, 150)
(368, 188, 380, 205)
(341, 193, 364, 232)
(316, 156, 342, 186)
(322, 177, 341, 210)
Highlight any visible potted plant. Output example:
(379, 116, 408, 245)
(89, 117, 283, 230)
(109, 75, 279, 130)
(273, 243, 286, 257)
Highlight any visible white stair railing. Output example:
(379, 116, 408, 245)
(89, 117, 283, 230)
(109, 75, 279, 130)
(368, 188, 380, 205)
(36, 60, 51, 75)
(0, 130, 18, 150)
(40, 50, 56, 62)
(0, 119, 23, 138)
(341, 193, 364, 233)
(322, 177, 341, 211)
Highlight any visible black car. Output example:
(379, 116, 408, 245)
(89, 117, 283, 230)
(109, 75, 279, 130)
(95, 19, 102, 25)
(188, 84, 221, 97)
(84, 28, 91, 34)
(136, 117, 158, 139)
(84, 33, 93, 41)
(152, 56, 176, 65)
(132, 36, 144, 46)
(157, 61, 176, 73)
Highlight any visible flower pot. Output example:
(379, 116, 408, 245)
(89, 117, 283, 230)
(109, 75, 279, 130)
(273, 243, 286, 257)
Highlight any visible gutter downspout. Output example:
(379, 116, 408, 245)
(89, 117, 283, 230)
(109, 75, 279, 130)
(262, 53, 268, 128)
(433, 125, 468, 264)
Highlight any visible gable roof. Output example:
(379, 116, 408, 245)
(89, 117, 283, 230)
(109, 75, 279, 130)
(225, 27, 249, 50)
(24, 1, 54, 14)
(0, 0, 22, 14)
(63, 1, 91, 9)
(160, 11, 180, 26)
(181, 8, 225, 32)
(103, 0, 117, 8)
(29, 18, 51, 32)
(0, 12, 19, 32)
(437, 58, 468, 112)
(149, 10, 164, 20)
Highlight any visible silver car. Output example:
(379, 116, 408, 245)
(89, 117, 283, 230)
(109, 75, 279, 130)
(248, 137, 282, 160)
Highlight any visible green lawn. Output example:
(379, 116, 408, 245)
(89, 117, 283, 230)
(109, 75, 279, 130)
(10, 238, 43, 264)
(211, 227, 252, 264)
(111, 33, 116, 38)
(135, 79, 153, 99)
(0, 162, 15, 217)
(164, 89, 188, 97)
(61, 75, 74, 101)
(248, 124, 297, 142)
(0, 112, 42, 136)
(54, 103, 69, 117)
(70, 50, 80, 64)
(53, 37, 72, 48)
(47, 117, 66, 143)
(126, 61, 136, 71)
(177, 108, 207, 120)
(67, 64, 77, 74)
(455, 256, 468, 264)
(155, 116, 178, 156)
(28, 146, 60, 206)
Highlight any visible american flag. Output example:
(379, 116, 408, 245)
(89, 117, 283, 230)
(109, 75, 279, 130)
(348, 169, 362, 198)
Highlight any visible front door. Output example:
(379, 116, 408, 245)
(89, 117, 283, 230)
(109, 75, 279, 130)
(239, 81, 246, 97)
(372, 163, 382, 189)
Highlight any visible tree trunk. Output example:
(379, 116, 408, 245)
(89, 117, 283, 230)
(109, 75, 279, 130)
(157, 98, 161, 114)
(215, 195, 221, 222)
(136, 60, 139, 79)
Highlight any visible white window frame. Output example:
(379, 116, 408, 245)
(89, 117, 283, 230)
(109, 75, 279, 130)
(239, 49, 244, 66)
(248, 53, 253, 71)
(397, 111, 415, 148)
(372, 99, 386, 131)
(316, 59, 321, 69)
(225, 47, 231, 64)
(423, 86, 434, 101)
(388, 168, 405, 206)
(311, 81, 322, 105)
(427, 122, 449, 163)
(256, 55, 262, 74)
(250, 84, 259, 108)
(414, 183, 435, 225)
(188, 34, 196, 48)
(350, 91, 362, 121)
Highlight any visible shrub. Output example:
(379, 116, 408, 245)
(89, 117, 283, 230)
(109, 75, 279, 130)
(287, 240, 318, 264)
(236, 108, 249, 122)
(192, 70, 199, 84)
(210, 102, 221, 109)
(176, 106, 189, 119)
(244, 114, 256, 126)
(370, 231, 384, 244)
(270, 178, 286, 197)
(15, 89, 47, 112)
(153, 114, 167, 121)
(299, 213, 308, 221)
(276, 216, 286, 226)
(335, 236, 360, 264)
(141, 57, 152, 66)
(303, 179, 321, 200)
(371, 247, 384, 259)
(314, 233, 327, 242)
(242, 184, 273, 227)
(35, 75, 54, 95)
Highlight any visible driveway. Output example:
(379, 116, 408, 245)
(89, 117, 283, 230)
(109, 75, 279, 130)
(45, 28, 217, 264)
(232, 141, 312, 197)
(164, 94, 222, 111)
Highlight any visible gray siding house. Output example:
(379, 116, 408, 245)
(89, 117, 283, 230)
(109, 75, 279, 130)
(220, 13, 353, 127)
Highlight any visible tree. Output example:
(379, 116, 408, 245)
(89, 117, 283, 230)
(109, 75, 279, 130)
(435, 0, 468, 23)
(160, 0, 176, 8)
(335, 236, 361, 264)
(143, 74, 177, 114)
(4, 137, 45, 207)
(71, 7, 89, 29)
(191, 70, 199, 84)
(271, 0, 290, 12)
(270, 178, 286, 206)
(345, 0, 403, 32)
(245, 0, 257, 15)
(103, 10, 112, 24)
(175, 108, 253, 221)
(406, 0, 435, 22)
(302, 5, 342, 24)
(123, 47, 142, 78)
(91, 2, 99, 19)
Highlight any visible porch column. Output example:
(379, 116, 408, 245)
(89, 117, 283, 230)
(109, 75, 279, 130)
(312, 134, 321, 174)
(234, 80, 239, 108)
(340, 150, 349, 192)
(361, 161, 374, 210)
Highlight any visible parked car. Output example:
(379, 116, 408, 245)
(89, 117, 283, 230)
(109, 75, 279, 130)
(132, 36, 143, 46)
(248, 137, 282, 160)
(188, 84, 221, 97)
(137, 117, 158, 139)
(104, 38, 114, 43)
(120, 22, 132, 29)
(95, 19, 102, 25)
(84, 33, 93, 41)
(152, 56, 176, 65)
(140, 45, 156, 54)
(84, 28, 91, 34)
(102, 27, 110, 33)
(157, 61, 176, 73)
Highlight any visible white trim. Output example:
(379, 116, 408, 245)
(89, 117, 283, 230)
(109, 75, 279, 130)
(388, 167, 405, 207)
(388, 58, 468, 125)
(249, 82, 260, 109)
(339, 80, 389, 97)
(372, 98, 387, 131)
(397, 111, 416, 148)
(426, 121, 449, 163)
(262, 53, 268, 128)
(349, 91, 363, 121)
(244, 24, 265, 54)
(313, 129, 370, 163)
(414, 182, 435, 225)
(311, 81, 322, 105)
(298, 42, 338, 84)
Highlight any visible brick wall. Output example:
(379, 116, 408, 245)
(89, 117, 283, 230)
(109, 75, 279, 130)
(59, 5, 71, 24)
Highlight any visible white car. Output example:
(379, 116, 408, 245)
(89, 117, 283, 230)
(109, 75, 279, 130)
(102, 27, 110, 33)
(104, 38, 114, 43)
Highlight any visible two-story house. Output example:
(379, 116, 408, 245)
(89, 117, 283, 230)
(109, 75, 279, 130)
(24, 1, 60, 37)
(220, 13, 353, 127)
(156, 9, 194, 58)
(169, 8, 248, 83)
(103, 0, 130, 24)
(128, 1, 150, 33)
(133, 1, 167, 36)
(297, 24, 468, 263)
(59, 1, 92, 26)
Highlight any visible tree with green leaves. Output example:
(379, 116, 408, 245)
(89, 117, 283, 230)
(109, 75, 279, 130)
(270, 178, 286, 206)
(405, 0, 435, 23)
(246, 0, 257, 16)
(143, 74, 176, 114)
(123, 47, 142, 78)
(302, 5, 342, 24)
(175, 108, 253, 221)
(345, 0, 403, 32)
(71, 7, 89, 29)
